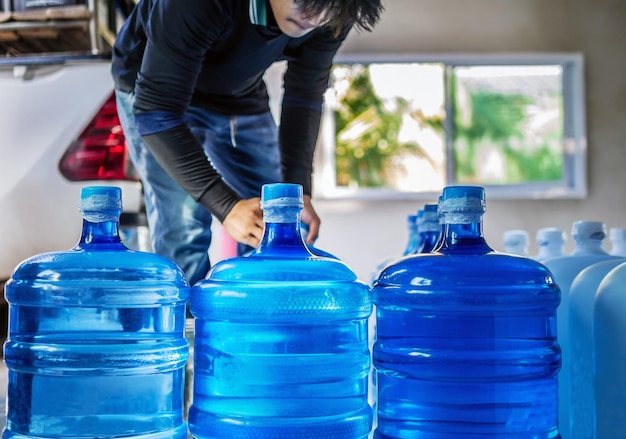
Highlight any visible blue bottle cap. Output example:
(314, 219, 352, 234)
(439, 186, 486, 216)
(441, 185, 485, 202)
(80, 186, 122, 211)
(261, 183, 303, 208)
(421, 204, 439, 224)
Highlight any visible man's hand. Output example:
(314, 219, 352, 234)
(222, 198, 264, 248)
(301, 195, 321, 244)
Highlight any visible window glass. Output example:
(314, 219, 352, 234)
(330, 63, 445, 192)
(313, 53, 586, 200)
(452, 65, 563, 186)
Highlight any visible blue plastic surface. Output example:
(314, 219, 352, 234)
(404, 212, 422, 256)
(189, 183, 372, 439)
(2, 186, 190, 439)
(372, 186, 561, 438)
(415, 204, 439, 254)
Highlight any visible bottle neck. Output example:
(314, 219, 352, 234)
(435, 211, 492, 254)
(418, 231, 441, 254)
(253, 206, 311, 256)
(537, 247, 561, 259)
(78, 209, 123, 247)
(403, 227, 420, 255)
(612, 242, 626, 253)
(572, 238, 608, 255)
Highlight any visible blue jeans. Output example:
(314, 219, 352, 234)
(115, 90, 282, 286)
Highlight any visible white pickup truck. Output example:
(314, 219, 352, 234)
(0, 0, 145, 287)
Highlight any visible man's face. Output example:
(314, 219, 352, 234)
(268, 0, 329, 38)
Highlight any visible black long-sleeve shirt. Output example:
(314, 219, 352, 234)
(111, 0, 349, 222)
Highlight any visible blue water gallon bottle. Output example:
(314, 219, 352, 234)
(415, 204, 439, 254)
(372, 185, 561, 438)
(542, 220, 621, 439)
(568, 257, 624, 439)
(188, 183, 372, 439)
(404, 211, 422, 256)
(535, 227, 567, 262)
(369, 211, 421, 285)
(503, 229, 530, 256)
(3, 186, 190, 439)
(593, 260, 626, 438)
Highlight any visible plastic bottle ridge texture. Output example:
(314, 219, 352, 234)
(188, 183, 372, 439)
(3, 186, 190, 439)
(372, 186, 561, 438)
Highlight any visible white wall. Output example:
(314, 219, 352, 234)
(307, 0, 626, 281)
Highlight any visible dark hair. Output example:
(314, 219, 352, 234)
(295, 0, 384, 35)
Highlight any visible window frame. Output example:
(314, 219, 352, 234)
(313, 52, 587, 201)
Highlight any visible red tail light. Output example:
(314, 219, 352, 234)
(59, 93, 138, 181)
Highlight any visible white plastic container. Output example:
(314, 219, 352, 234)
(594, 260, 626, 439)
(542, 220, 621, 439)
(608, 227, 626, 257)
(502, 229, 530, 256)
(568, 258, 624, 439)
(535, 227, 567, 262)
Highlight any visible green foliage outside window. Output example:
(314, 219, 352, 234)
(332, 63, 564, 189)
(453, 80, 563, 184)
(333, 66, 441, 188)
